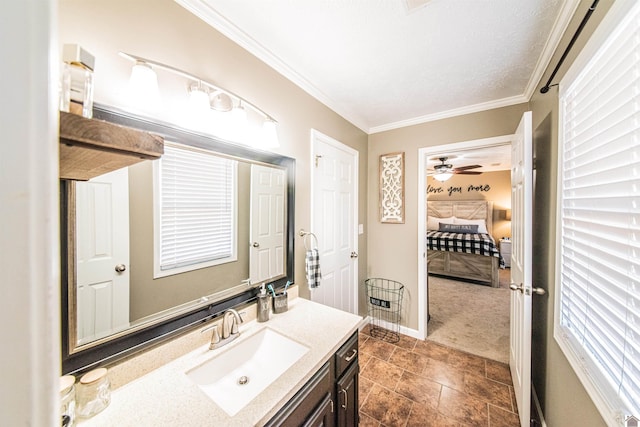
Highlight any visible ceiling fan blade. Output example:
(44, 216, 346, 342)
(454, 170, 482, 175)
(453, 164, 482, 172)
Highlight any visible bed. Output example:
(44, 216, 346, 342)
(426, 200, 504, 287)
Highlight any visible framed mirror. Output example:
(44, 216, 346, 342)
(61, 105, 295, 374)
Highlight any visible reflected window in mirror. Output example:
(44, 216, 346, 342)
(155, 142, 238, 277)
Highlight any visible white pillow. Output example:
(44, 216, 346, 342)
(454, 217, 488, 234)
(427, 216, 455, 231)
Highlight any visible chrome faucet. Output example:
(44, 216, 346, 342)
(205, 308, 244, 350)
(221, 308, 244, 339)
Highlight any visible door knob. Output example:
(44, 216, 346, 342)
(252, 242, 260, 248)
(509, 283, 523, 293)
(350, 251, 358, 259)
(532, 287, 546, 295)
(115, 264, 126, 273)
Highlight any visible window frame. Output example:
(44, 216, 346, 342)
(555, 0, 640, 424)
(153, 141, 238, 278)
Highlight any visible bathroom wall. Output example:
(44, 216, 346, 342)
(58, 0, 369, 306)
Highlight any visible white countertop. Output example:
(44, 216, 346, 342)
(78, 298, 362, 426)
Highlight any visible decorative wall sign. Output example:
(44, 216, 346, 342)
(379, 152, 405, 223)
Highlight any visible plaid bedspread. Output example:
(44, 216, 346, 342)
(427, 231, 505, 268)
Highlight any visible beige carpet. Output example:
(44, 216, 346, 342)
(426, 269, 510, 363)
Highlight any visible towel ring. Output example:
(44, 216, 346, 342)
(299, 229, 319, 250)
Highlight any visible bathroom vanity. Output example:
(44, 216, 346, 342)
(77, 297, 362, 426)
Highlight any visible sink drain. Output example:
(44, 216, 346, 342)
(237, 375, 249, 385)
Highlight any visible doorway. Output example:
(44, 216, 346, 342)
(417, 135, 513, 359)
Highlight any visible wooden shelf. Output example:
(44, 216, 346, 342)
(59, 111, 164, 181)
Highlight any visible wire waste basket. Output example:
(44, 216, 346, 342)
(365, 278, 404, 343)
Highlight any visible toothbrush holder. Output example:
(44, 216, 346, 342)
(272, 292, 288, 314)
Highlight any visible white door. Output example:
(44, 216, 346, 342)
(311, 130, 358, 314)
(249, 164, 286, 284)
(510, 111, 533, 427)
(76, 168, 130, 344)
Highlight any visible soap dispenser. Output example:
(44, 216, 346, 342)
(257, 284, 271, 322)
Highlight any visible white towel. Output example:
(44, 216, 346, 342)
(305, 248, 322, 289)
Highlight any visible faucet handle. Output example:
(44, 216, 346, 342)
(231, 311, 246, 334)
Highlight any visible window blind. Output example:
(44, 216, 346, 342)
(558, 1, 640, 418)
(157, 143, 237, 273)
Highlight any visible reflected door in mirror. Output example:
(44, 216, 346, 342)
(76, 168, 131, 344)
(250, 165, 285, 284)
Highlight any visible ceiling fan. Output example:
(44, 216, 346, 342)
(430, 157, 482, 182)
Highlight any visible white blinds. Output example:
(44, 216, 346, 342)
(157, 143, 237, 272)
(559, 2, 640, 417)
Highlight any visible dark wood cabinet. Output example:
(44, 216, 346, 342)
(336, 361, 359, 427)
(267, 331, 359, 427)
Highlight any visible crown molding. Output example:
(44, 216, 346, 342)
(523, 0, 581, 99)
(368, 94, 528, 134)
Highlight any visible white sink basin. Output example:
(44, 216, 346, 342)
(186, 328, 309, 416)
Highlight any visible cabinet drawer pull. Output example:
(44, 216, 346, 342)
(344, 348, 357, 362)
(340, 388, 348, 409)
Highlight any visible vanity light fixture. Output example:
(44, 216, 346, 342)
(127, 60, 160, 109)
(119, 51, 280, 148)
(433, 172, 453, 182)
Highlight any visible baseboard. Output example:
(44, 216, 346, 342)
(532, 384, 547, 427)
(360, 316, 423, 340)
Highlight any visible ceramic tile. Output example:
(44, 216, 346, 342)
(359, 376, 375, 409)
(394, 333, 418, 351)
(485, 359, 512, 385)
(488, 404, 520, 427)
(395, 370, 441, 405)
(422, 357, 466, 392)
(413, 340, 451, 363)
(359, 351, 373, 370)
(360, 383, 413, 426)
(407, 403, 463, 427)
(388, 347, 429, 374)
(359, 411, 381, 427)
(360, 356, 404, 390)
(438, 386, 489, 427)
(447, 347, 487, 375)
(359, 336, 396, 361)
(463, 372, 513, 411)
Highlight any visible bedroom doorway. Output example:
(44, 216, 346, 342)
(417, 135, 514, 362)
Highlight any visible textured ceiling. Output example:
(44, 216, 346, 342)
(178, 0, 574, 133)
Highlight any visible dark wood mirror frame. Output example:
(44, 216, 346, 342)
(61, 105, 295, 374)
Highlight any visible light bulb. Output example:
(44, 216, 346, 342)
(261, 118, 280, 149)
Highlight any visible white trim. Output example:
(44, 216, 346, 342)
(554, 1, 640, 425)
(521, 0, 581, 100)
(0, 0, 59, 423)
(361, 316, 422, 340)
(418, 134, 514, 341)
(370, 95, 528, 134)
(310, 129, 359, 315)
(532, 385, 547, 427)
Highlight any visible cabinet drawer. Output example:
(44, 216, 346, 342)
(335, 331, 358, 378)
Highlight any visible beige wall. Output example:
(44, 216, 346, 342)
(58, 0, 369, 304)
(367, 104, 528, 331)
(427, 170, 512, 241)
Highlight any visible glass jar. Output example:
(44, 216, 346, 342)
(76, 368, 111, 419)
(59, 375, 76, 427)
(61, 44, 95, 119)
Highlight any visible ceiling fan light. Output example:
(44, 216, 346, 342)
(433, 172, 453, 182)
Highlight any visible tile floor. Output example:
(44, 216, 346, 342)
(358, 325, 520, 427)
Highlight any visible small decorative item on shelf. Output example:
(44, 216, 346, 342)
(61, 44, 95, 118)
(59, 375, 76, 427)
(76, 367, 111, 419)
